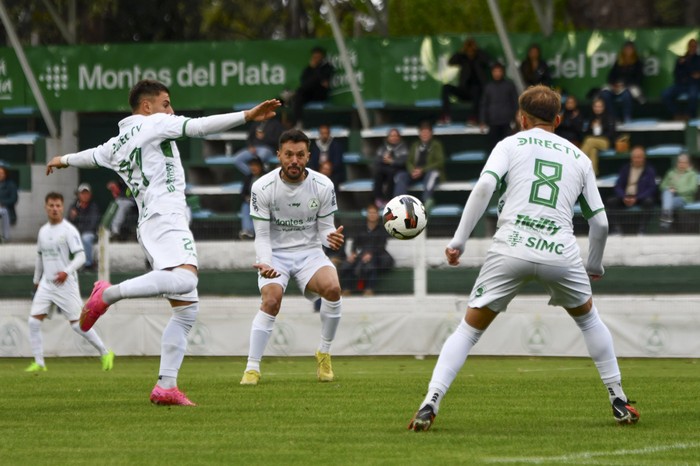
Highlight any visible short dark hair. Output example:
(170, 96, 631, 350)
(45, 192, 63, 203)
(278, 129, 310, 149)
(519, 85, 561, 124)
(311, 46, 326, 56)
(418, 120, 433, 131)
(128, 79, 170, 111)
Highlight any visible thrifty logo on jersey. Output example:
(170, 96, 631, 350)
(515, 214, 561, 235)
(516, 136, 582, 159)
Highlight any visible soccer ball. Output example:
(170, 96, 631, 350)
(382, 195, 427, 240)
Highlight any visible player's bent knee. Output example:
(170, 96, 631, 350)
(261, 296, 282, 315)
(321, 285, 342, 302)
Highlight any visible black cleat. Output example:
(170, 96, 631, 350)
(612, 397, 640, 424)
(408, 405, 436, 432)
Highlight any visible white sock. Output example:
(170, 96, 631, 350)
(27, 317, 45, 367)
(70, 322, 108, 355)
(157, 302, 198, 386)
(318, 298, 342, 353)
(245, 310, 276, 372)
(572, 304, 626, 403)
(422, 319, 483, 414)
(104, 268, 198, 304)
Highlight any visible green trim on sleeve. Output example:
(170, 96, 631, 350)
(181, 118, 191, 139)
(483, 170, 500, 184)
(578, 194, 605, 219)
(318, 209, 338, 219)
(250, 215, 270, 221)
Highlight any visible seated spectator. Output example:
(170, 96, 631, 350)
(480, 62, 519, 153)
(289, 46, 335, 128)
(662, 38, 700, 121)
(395, 121, 445, 212)
(340, 204, 394, 296)
(239, 155, 266, 240)
(598, 41, 645, 123)
(606, 146, 657, 235)
(0, 166, 18, 242)
(580, 98, 616, 175)
(659, 153, 698, 230)
(309, 124, 345, 187)
(68, 183, 101, 270)
(106, 179, 136, 241)
(440, 38, 491, 125)
(519, 43, 551, 87)
(232, 117, 284, 176)
(372, 128, 408, 208)
(555, 95, 585, 146)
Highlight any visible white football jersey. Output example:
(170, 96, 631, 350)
(250, 168, 337, 252)
(36, 220, 84, 286)
(483, 128, 604, 266)
(88, 113, 189, 223)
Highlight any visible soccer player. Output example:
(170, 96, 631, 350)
(240, 129, 344, 386)
(408, 85, 639, 431)
(46, 79, 280, 405)
(26, 192, 114, 372)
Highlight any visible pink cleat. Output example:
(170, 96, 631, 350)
(150, 385, 196, 406)
(79, 280, 112, 331)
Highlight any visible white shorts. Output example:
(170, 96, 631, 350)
(138, 213, 198, 270)
(258, 248, 335, 301)
(468, 253, 592, 312)
(30, 279, 82, 321)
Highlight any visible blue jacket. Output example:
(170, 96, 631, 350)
(613, 163, 658, 202)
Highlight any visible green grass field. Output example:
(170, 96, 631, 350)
(1, 356, 699, 465)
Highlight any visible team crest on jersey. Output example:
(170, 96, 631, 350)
(308, 198, 319, 210)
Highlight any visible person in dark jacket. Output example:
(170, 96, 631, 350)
(290, 46, 335, 127)
(372, 128, 409, 208)
(519, 43, 552, 87)
(479, 62, 519, 153)
(440, 38, 491, 124)
(606, 146, 658, 234)
(68, 183, 101, 270)
(309, 124, 345, 187)
(340, 204, 394, 296)
(232, 117, 284, 176)
(0, 166, 18, 242)
(555, 95, 585, 146)
(239, 155, 266, 240)
(598, 41, 645, 123)
(580, 98, 617, 175)
(662, 38, 700, 120)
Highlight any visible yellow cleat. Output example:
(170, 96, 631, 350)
(101, 350, 115, 371)
(315, 351, 334, 382)
(240, 370, 261, 386)
(25, 362, 47, 372)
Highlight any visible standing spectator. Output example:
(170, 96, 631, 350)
(68, 183, 100, 271)
(598, 41, 644, 123)
(580, 98, 617, 175)
(480, 62, 519, 153)
(340, 204, 394, 296)
(26, 192, 114, 373)
(106, 179, 136, 241)
(309, 124, 345, 187)
(232, 117, 284, 176)
(0, 165, 18, 243)
(372, 128, 408, 208)
(239, 155, 266, 240)
(440, 38, 491, 125)
(289, 46, 335, 128)
(555, 95, 585, 146)
(519, 43, 552, 87)
(662, 38, 700, 120)
(606, 146, 657, 235)
(659, 153, 698, 230)
(395, 121, 445, 212)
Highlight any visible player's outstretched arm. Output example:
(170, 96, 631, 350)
(244, 99, 282, 122)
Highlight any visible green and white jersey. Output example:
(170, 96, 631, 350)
(250, 168, 337, 252)
(90, 113, 189, 223)
(36, 220, 84, 286)
(483, 128, 604, 266)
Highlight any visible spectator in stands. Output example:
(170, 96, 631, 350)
(232, 116, 284, 176)
(106, 179, 136, 241)
(0, 166, 18, 243)
(519, 43, 551, 87)
(659, 153, 698, 230)
(480, 62, 519, 153)
(606, 146, 657, 235)
(598, 41, 645, 123)
(239, 155, 266, 240)
(289, 46, 335, 128)
(555, 95, 585, 146)
(68, 183, 101, 271)
(661, 38, 700, 121)
(340, 204, 394, 296)
(580, 98, 616, 175)
(309, 124, 345, 187)
(440, 38, 491, 125)
(372, 128, 408, 209)
(395, 121, 445, 212)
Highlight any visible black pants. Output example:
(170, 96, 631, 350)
(606, 196, 656, 233)
(441, 84, 481, 120)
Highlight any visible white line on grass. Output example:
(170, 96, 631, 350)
(485, 442, 700, 464)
